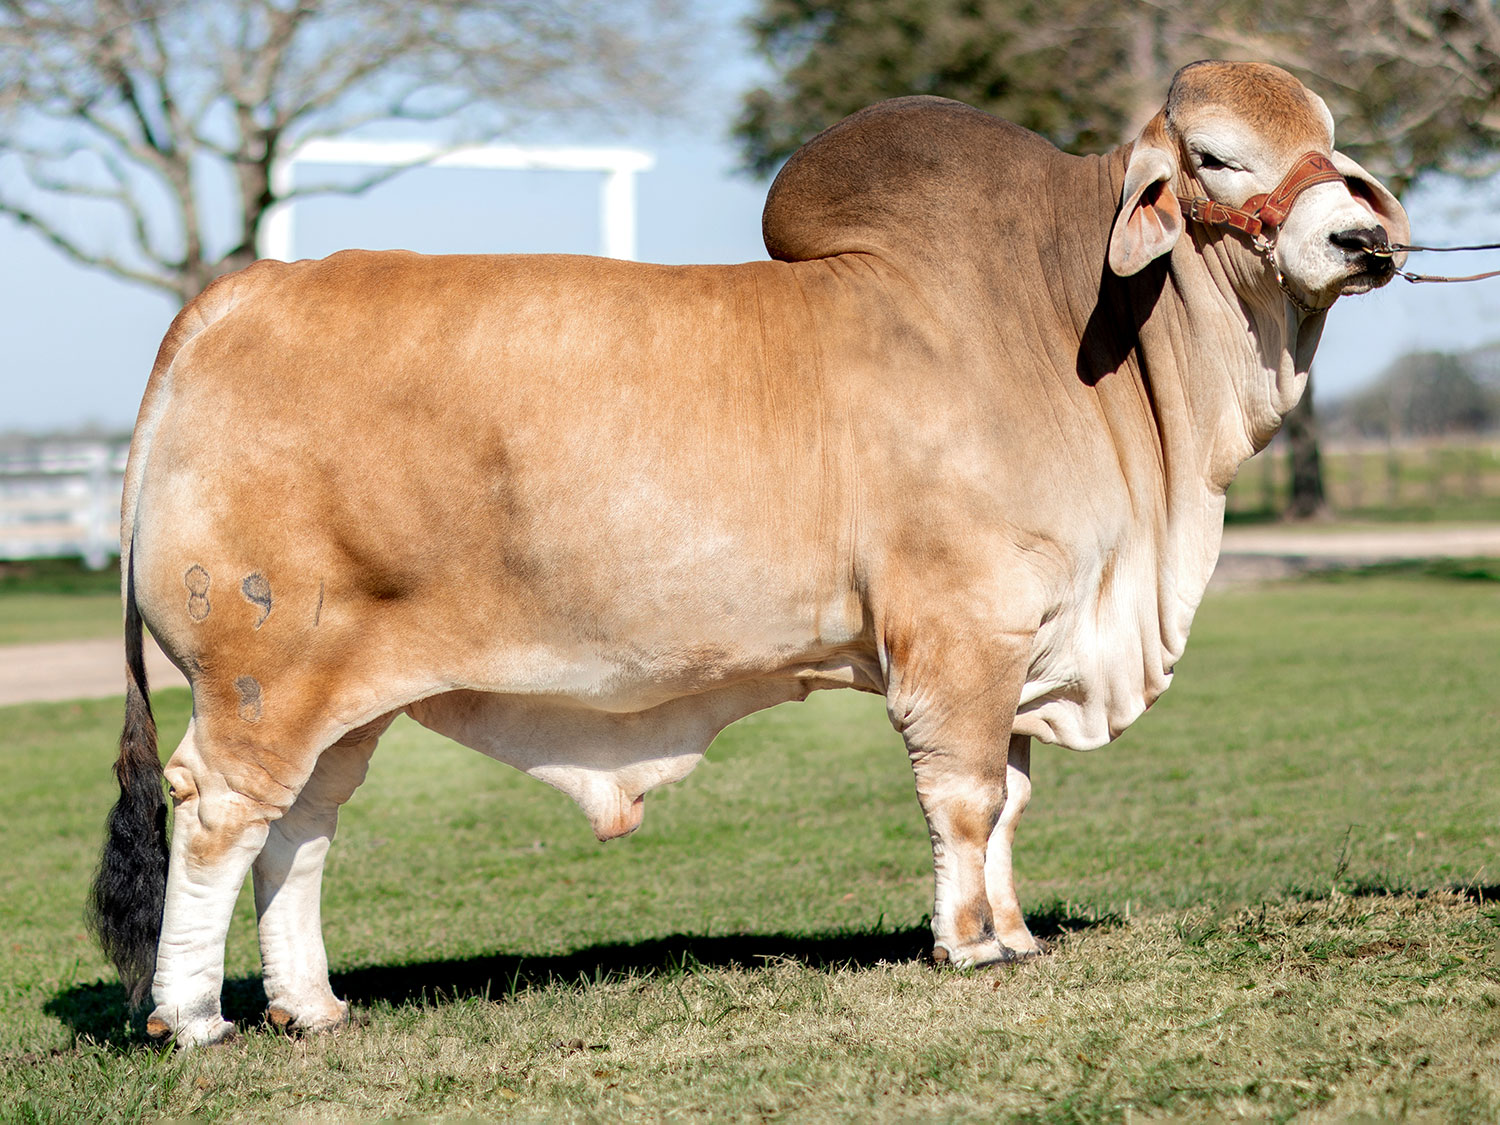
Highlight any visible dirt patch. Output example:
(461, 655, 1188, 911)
(0, 636, 186, 706)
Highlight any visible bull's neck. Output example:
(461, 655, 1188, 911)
(1055, 144, 1323, 651)
(1071, 145, 1318, 479)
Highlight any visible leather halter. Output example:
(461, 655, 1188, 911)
(1186, 153, 1500, 292)
(1185, 152, 1345, 254)
(1185, 152, 1346, 312)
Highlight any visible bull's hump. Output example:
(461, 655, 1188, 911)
(761, 96, 1058, 264)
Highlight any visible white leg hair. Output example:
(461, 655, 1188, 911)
(253, 731, 379, 1033)
(888, 625, 1030, 970)
(909, 756, 1012, 969)
(985, 735, 1041, 955)
(148, 722, 271, 1047)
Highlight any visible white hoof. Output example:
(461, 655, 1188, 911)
(932, 938, 1029, 969)
(996, 928, 1046, 958)
(147, 1008, 236, 1049)
(267, 995, 349, 1035)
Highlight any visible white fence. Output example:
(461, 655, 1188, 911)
(262, 141, 655, 262)
(0, 440, 128, 569)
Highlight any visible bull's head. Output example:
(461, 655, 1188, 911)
(1107, 60, 1409, 313)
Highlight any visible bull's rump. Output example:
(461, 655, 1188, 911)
(130, 251, 869, 718)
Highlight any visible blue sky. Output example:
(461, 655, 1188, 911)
(5, 29, 1500, 433)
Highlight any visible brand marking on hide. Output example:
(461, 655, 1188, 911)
(235, 675, 263, 723)
(184, 565, 211, 621)
(241, 572, 272, 629)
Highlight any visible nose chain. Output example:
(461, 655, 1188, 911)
(1274, 263, 1324, 315)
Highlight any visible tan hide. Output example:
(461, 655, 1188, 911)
(111, 62, 1406, 1044)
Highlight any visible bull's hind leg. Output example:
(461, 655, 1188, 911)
(886, 622, 1030, 969)
(254, 717, 390, 1034)
(985, 736, 1042, 956)
(147, 719, 304, 1046)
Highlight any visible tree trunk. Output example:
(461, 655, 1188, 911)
(1283, 374, 1330, 520)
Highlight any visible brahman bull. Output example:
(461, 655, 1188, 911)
(92, 61, 1408, 1046)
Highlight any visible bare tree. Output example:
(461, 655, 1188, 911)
(0, 0, 695, 304)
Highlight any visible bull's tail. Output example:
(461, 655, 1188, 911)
(87, 553, 168, 1009)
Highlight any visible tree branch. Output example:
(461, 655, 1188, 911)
(1, 0, 700, 301)
(0, 197, 176, 296)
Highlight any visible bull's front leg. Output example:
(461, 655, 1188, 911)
(985, 735, 1042, 956)
(885, 623, 1031, 968)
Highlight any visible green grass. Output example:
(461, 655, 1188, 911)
(0, 557, 121, 596)
(0, 559, 123, 645)
(0, 593, 122, 645)
(2, 572, 1498, 1121)
(1226, 437, 1500, 522)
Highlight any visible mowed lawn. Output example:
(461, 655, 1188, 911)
(0, 594, 122, 646)
(0, 561, 122, 645)
(1, 570, 1497, 1122)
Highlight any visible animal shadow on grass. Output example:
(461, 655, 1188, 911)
(46, 901, 1114, 1049)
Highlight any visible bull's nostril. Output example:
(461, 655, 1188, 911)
(1330, 225, 1389, 253)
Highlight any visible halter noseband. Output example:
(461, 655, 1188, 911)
(1185, 152, 1346, 312)
(1187, 151, 1500, 292)
(1185, 152, 1345, 254)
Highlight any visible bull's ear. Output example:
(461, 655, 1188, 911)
(1329, 149, 1411, 249)
(1108, 117, 1183, 276)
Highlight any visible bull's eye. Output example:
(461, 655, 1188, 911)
(1194, 151, 1230, 171)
